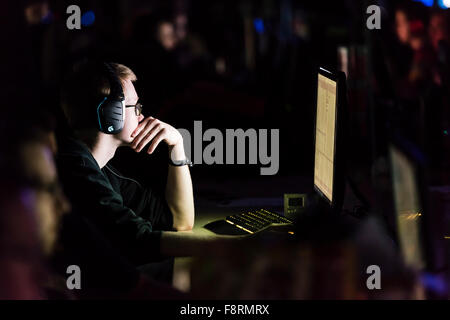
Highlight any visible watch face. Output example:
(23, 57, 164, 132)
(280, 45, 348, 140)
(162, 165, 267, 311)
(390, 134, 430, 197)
(170, 158, 193, 166)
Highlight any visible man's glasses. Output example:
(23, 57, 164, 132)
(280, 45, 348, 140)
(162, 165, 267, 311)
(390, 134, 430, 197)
(125, 103, 143, 116)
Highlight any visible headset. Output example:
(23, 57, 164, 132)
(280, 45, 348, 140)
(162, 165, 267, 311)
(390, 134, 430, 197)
(96, 62, 125, 134)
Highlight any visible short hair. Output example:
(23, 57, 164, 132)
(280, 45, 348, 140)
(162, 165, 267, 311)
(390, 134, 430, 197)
(60, 61, 137, 146)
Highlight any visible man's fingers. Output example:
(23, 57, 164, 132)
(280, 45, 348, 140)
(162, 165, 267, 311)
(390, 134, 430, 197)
(131, 120, 159, 149)
(133, 117, 155, 136)
(147, 130, 166, 154)
(131, 117, 155, 138)
(136, 125, 161, 152)
(131, 120, 152, 147)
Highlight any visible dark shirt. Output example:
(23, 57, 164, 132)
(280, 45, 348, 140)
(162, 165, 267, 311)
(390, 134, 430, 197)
(51, 213, 140, 299)
(56, 136, 174, 265)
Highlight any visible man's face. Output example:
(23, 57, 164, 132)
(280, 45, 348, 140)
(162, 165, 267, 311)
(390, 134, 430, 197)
(158, 22, 177, 51)
(175, 14, 188, 41)
(429, 15, 448, 50)
(21, 142, 70, 256)
(396, 10, 410, 44)
(116, 78, 144, 145)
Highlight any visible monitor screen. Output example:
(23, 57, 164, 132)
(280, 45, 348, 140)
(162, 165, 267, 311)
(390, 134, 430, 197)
(314, 72, 337, 203)
(389, 145, 425, 270)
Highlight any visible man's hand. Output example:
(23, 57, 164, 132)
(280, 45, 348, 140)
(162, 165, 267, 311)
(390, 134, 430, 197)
(130, 116, 194, 231)
(131, 117, 183, 154)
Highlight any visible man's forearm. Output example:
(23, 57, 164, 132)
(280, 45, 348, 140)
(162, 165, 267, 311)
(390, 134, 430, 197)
(160, 231, 245, 257)
(166, 143, 195, 231)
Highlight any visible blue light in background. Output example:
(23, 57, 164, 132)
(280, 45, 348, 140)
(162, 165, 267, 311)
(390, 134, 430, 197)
(413, 0, 434, 7)
(253, 18, 265, 34)
(421, 273, 448, 295)
(81, 10, 95, 26)
(41, 11, 53, 24)
(437, 0, 450, 9)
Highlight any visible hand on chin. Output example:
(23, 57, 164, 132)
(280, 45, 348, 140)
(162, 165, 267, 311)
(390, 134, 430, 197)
(118, 136, 134, 148)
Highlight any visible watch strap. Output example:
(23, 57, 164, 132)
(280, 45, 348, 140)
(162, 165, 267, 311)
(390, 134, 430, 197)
(169, 158, 193, 167)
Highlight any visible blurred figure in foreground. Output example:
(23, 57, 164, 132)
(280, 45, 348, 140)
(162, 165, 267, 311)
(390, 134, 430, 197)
(0, 117, 70, 299)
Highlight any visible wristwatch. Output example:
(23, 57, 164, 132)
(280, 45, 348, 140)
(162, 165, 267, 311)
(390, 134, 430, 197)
(169, 158, 193, 167)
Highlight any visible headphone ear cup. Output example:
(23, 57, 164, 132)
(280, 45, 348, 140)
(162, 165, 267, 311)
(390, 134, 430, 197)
(97, 62, 125, 134)
(98, 99, 124, 134)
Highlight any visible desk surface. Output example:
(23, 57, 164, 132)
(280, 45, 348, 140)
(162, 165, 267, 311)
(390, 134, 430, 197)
(171, 170, 450, 298)
(172, 197, 287, 292)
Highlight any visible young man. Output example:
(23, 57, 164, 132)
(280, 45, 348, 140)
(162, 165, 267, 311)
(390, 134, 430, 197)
(57, 61, 251, 269)
(1, 114, 186, 299)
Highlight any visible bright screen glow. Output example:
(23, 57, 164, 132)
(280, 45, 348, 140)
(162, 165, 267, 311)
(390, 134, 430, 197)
(314, 73, 337, 203)
(390, 145, 425, 270)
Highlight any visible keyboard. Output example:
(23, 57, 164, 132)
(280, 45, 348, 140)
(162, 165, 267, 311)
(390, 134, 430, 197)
(225, 209, 293, 234)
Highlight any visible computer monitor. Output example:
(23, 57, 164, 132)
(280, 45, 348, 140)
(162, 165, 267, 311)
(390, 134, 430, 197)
(389, 144, 426, 270)
(313, 67, 346, 213)
(389, 138, 447, 286)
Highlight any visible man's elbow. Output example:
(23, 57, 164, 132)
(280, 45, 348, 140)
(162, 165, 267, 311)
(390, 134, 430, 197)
(173, 221, 194, 231)
(170, 206, 195, 231)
